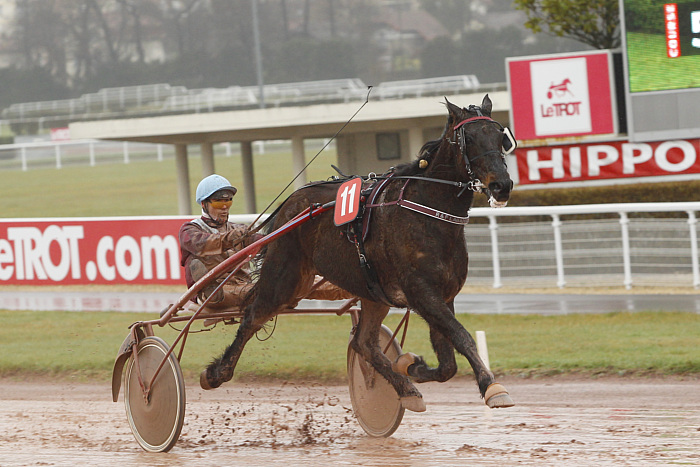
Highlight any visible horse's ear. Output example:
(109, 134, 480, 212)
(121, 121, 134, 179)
(481, 94, 493, 116)
(481, 94, 493, 117)
(444, 97, 463, 119)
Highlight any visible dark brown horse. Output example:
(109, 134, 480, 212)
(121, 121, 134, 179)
(201, 95, 515, 411)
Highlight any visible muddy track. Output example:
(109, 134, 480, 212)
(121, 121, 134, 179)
(0, 376, 698, 466)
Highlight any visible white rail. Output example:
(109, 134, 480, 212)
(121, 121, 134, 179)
(469, 203, 700, 290)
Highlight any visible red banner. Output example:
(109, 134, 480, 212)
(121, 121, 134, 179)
(0, 217, 190, 285)
(516, 139, 700, 185)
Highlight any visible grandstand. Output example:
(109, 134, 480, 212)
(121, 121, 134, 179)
(1, 75, 488, 132)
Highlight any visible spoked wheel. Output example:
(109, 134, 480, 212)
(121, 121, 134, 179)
(124, 336, 186, 452)
(347, 324, 405, 437)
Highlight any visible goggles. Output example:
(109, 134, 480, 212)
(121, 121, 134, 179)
(208, 198, 233, 209)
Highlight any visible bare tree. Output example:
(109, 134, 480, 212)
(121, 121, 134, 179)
(280, 0, 290, 40)
(116, 0, 146, 63)
(161, 0, 204, 56)
(86, 0, 119, 63)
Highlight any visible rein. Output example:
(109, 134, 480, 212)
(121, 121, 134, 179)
(328, 110, 510, 226)
(356, 115, 507, 225)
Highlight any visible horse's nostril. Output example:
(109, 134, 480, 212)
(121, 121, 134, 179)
(489, 181, 504, 193)
(489, 180, 512, 198)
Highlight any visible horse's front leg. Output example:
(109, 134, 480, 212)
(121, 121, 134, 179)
(409, 294, 514, 408)
(352, 299, 426, 412)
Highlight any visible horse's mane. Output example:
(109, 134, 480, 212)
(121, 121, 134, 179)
(393, 115, 451, 177)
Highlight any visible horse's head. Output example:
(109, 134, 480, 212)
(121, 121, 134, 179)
(444, 95, 515, 208)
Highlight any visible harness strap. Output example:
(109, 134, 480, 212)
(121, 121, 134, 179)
(349, 221, 396, 307)
(453, 115, 503, 130)
(366, 180, 470, 224)
(397, 199, 469, 225)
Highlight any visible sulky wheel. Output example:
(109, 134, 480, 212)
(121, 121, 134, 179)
(347, 324, 405, 437)
(124, 336, 186, 452)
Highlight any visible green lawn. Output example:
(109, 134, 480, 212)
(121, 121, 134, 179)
(1, 310, 697, 383)
(0, 147, 338, 218)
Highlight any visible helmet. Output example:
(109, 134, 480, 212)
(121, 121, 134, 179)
(195, 174, 237, 204)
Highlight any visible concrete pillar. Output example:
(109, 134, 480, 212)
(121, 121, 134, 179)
(407, 127, 424, 160)
(201, 142, 215, 176)
(175, 144, 192, 215)
(335, 135, 354, 175)
(291, 136, 307, 189)
(240, 141, 257, 214)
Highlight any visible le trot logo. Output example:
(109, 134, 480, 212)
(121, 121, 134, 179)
(531, 57, 592, 137)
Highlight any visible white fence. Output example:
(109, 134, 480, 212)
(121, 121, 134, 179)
(467, 203, 700, 290)
(0, 138, 323, 171)
(1, 136, 697, 291)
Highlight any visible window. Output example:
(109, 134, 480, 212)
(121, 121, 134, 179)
(376, 132, 401, 160)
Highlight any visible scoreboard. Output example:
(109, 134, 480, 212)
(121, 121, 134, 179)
(621, 1, 700, 141)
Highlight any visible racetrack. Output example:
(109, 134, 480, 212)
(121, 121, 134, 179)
(1, 376, 698, 466)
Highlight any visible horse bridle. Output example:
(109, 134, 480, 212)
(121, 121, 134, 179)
(451, 112, 516, 194)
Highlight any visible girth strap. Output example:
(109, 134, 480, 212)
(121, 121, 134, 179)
(349, 221, 395, 307)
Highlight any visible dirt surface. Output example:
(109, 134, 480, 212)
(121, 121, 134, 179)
(0, 376, 698, 466)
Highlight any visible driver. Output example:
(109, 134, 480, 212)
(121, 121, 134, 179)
(179, 174, 352, 310)
(179, 174, 261, 309)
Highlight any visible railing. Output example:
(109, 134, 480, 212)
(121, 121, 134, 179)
(468, 203, 700, 290)
(0, 139, 171, 171)
(1, 76, 502, 129)
(0, 138, 329, 171)
(374, 75, 480, 99)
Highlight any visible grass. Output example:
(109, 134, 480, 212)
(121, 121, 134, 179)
(1, 310, 698, 383)
(0, 146, 338, 218)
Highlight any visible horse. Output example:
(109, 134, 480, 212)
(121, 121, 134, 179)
(200, 94, 515, 412)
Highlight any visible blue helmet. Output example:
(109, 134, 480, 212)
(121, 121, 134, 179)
(195, 174, 237, 204)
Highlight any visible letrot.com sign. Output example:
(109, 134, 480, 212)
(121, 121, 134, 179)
(507, 51, 617, 141)
(0, 217, 186, 285)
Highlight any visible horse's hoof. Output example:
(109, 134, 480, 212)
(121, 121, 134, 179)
(200, 370, 214, 390)
(392, 352, 418, 376)
(484, 382, 514, 408)
(400, 395, 426, 412)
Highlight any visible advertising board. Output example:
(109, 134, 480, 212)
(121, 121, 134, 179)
(621, 0, 700, 141)
(0, 217, 188, 285)
(516, 138, 700, 185)
(506, 50, 617, 142)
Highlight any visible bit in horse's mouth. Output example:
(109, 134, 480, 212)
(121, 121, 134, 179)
(488, 196, 508, 208)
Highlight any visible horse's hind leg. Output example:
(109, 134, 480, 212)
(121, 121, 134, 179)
(351, 300, 426, 412)
(201, 239, 309, 389)
(200, 301, 277, 390)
